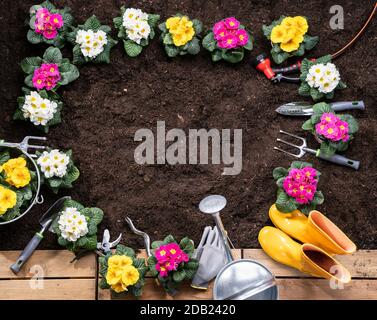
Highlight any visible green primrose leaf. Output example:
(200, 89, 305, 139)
(319, 142, 336, 157)
(21, 56, 42, 74)
(163, 235, 176, 244)
(211, 49, 222, 62)
(148, 14, 160, 28)
(83, 15, 102, 31)
(221, 49, 244, 63)
(312, 191, 324, 206)
(202, 32, 216, 52)
(186, 37, 200, 55)
(272, 167, 288, 180)
(302, 119, 314, 131)
(43, 47, 63, 63)
(165, 44, 179, 57)
(123, 40, 143, 57)
(192, 19, 202, 35)
(298, 83, 310, 96)
(310, 87, 324, 101)
(303, 35, 319, 50)
(172, 270, 186, 283)
(27, 30, 43, 44)
(276, 189, 298, 213)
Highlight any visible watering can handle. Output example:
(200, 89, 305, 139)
(213, 212, 234, 262)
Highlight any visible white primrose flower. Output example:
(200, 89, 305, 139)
(122, 8, 150, 44)
(306, 63, 340, 93)
(58, 207, 89, 242)
(21, 91, 58, 126)
(37, 149, 70, 179)
(75, 29, 108, 59)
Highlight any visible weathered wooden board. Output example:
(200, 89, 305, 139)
(1, 249, 376, 300)
(0, 250, 96, 279)
(0, 279, 96, 300)
(243, 249, 377, 278)
(98, 278, 377, 300)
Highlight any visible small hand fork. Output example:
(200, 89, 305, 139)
(274, 130, 360, 170)
(0, 136, 47, 158)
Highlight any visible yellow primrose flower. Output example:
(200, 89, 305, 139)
(172, 33, 187, 46)
(6, 167, 31, 188)
(293, 16, 308, 35)
(166, 17, 180, 30)
(108, 255, 133, 268)
(121, 265, 140, 287)
(280, 37, 301, 52)
(106, 266, 123, 285)
(1, 157, 27, 175)
(271, 25, 288, 43)
(292, 32, 304, 44)
(281, 17, 297, 29)
(0, 186, 17, 215)
(111, 281, 128, 293)
(283, 27, 298, 43)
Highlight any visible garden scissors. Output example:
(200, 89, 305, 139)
(96, 229, 122, 254)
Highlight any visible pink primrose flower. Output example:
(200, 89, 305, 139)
(224, 17, 240, 29)
(236, 29, 249, 46)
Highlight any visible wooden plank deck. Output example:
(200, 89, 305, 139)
(1, 249, 376, 300)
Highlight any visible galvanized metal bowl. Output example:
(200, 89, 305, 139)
(0, 147, 43, 226)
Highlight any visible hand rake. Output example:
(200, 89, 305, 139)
(0, 136, 47, 158)
(274, 130, 360, 170)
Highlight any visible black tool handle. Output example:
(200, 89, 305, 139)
(10, 233, 43, 274)
(272, 63, 301, 75)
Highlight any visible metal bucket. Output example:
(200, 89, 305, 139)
(0, 147, 43, 225)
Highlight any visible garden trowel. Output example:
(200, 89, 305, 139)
(10, 196, 70, 274)
(276, 101, 365, 116)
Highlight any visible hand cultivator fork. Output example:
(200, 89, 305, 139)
(0, 136, 47, 158)
(274, 130, 360, 170)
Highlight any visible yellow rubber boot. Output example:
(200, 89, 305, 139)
(269, 204, 356, 255)
(258, 226, 351, 283)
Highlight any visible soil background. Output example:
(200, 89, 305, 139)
(0, 0, 376, 250)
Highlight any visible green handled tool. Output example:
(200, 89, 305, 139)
(10, 196, 71, 274)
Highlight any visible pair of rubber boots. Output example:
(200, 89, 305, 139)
(258, 205, 356, 283)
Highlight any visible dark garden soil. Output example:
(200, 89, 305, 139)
(0, 0, 376, 250)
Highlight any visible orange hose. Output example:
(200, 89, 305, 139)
(332, 2, 377, 59)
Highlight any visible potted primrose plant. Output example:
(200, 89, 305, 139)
(14, 87, 63, 133)
(262, 15, 318, 64)
(113, 7, 160, 57)
(27, 0, 74, 48)
(99, 245, 148, 297)
(147, 235, 199, 295)
(36, 148, 80, 194)
(52, 198, 103, 252)
(302, 102, 359, 157)
(273, 161, 324, 214)
(299, 55, 346, 101)
(159, 14, 202, 57)
(202, 17, 253, 63)
(67, 15, 118, 65)
(21, 46, 79, 98)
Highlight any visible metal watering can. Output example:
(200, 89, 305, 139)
(199, 195, 278, 300)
